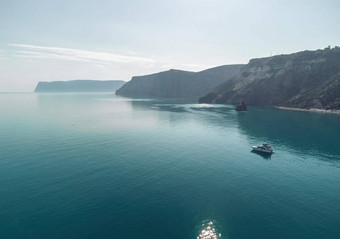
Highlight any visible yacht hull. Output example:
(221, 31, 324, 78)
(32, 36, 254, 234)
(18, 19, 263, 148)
(252, 146, 274, 154)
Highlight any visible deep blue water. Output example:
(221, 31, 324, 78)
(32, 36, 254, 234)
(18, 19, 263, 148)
(0, 93, 340, 239)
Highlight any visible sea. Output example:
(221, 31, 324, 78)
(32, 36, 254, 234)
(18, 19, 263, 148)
(0, 93, 339, 239)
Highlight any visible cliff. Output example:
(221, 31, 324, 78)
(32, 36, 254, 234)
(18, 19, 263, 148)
(199, 47, 340, 110)
(34, 80, 125, 93)
(115, 65, 243, 98)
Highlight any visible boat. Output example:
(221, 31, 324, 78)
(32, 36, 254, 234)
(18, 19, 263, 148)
(235, 99, 247, 111)
(251, 144, 274, 154)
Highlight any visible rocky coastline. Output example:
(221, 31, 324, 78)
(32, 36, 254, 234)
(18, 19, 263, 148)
(276, 106, 340, 114)
(199, 47, 340, 111)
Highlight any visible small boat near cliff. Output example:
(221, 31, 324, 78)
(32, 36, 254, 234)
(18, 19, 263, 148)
(252, 144, 274, 154)
(235, 99, 247, 111)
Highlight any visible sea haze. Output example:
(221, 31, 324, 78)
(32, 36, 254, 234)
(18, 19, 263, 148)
(0, 93, 339, 239)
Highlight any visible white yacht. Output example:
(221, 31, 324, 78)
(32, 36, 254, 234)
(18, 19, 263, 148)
(252, 144, 274, 154)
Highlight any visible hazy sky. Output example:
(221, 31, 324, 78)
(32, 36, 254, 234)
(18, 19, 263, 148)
(1, 0, 339, 92)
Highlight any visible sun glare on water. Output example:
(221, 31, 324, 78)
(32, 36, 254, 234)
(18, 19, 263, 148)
(197, 221, 223, 239)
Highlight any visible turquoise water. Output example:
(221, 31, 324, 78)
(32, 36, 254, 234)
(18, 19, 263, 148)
(0, 93, 340, 239)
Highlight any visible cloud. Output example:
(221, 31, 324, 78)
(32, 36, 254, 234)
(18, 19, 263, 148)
(14, 50, 92, 62)
(8, 43, 156, 64)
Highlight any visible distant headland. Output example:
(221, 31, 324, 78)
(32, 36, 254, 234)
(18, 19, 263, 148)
(115, 65, 243, 98)
(34, 80, 125, 93)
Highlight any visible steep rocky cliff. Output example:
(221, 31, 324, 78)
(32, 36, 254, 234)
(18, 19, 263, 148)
(34, 80, 125, 92)
(115, 65, 243, 98)
(199, 47, 340, 110)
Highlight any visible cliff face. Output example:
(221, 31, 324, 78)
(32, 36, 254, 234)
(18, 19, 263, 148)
(199, 47, 340, 110)
(115, 65, 243, 98)
(34, 80, 126, 92)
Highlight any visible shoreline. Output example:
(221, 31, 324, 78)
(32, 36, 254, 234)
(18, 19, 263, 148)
(276, 106, 340, 114)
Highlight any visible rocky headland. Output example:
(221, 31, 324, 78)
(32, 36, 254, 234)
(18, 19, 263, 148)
(34, 80, 125, 93)
(199, 47, 340, 111)
(115, 65, 243, 98)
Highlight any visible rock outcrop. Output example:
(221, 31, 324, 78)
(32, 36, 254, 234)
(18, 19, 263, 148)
(199, 47, 340, 110)
(235, 100, 247, 111)
(34, 80, 126, 93)
(115, 65, 243, 98)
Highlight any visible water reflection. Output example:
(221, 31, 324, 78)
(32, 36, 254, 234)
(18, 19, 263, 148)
(197, 220, 223, 239)
(236, 107, 340, 158)
(251, 150, 272, 159)
(35, 93, 160, 131)
(34, 94, 340, 159)
(129, 97, 340, 159)
(130, 97, 340, 157)
(128, 97, 196, 112)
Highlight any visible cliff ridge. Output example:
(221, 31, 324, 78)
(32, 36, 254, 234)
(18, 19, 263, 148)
(199, 47, 340, 110)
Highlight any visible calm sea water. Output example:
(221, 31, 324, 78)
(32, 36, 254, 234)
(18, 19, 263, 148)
(0, 93, 340, 239)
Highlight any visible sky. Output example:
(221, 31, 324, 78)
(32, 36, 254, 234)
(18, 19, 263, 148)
(0, 0, 339, 92)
